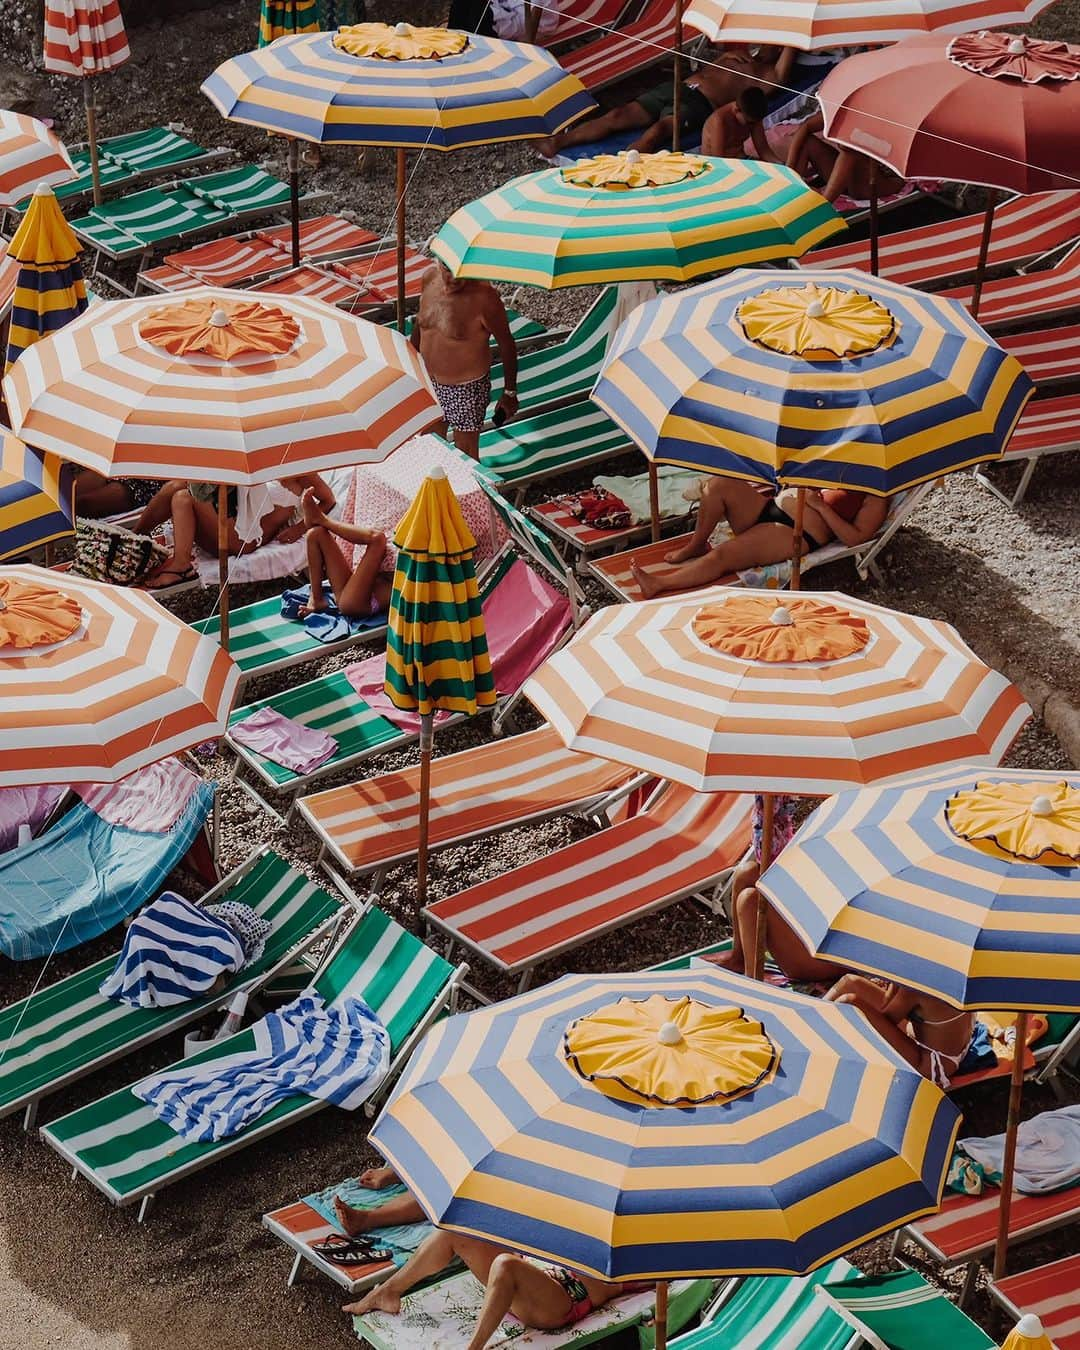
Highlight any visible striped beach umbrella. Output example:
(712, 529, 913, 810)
(0, 112, 76, 208)
(43, 0, 131, 206)
(4, 183, 88, 371)
(385, 466, 496, 903)
(432, 151, 844, 289)
(0, 433, 74, 562)
(259, 0, 319, 46)
(0, 564, 238, 785)
(370, 968, 961, 1290)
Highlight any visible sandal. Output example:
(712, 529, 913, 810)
(145, 566, 198, 591)
(313, 1233, 393, 1266)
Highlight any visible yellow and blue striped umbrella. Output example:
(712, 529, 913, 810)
(593, 269, 1034, 494)
(202, 24, 594, 149)
(4, 182, 88, 371)
(432, 155, 843, 289)
(370, 968, 961, 1281)
(0, 432, 74, 561)
(759, 763, 1080, 1013)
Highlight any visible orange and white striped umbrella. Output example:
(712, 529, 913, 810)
(524, 588, 1029, 794)
(0, 565, 239, 785)
(2, 289, 438, 484)
(0, 111, 76, 208)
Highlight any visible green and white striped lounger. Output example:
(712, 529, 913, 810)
(479, 399, 634, 487)
(40, 908, 464, 1221)
(0, 850, 342, 1131)
(31, 126, 230, 208)
(671, 1261, 859, 1350)
(489, 286, 618, 416)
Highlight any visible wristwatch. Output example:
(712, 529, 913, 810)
(503, 388, 517, 397)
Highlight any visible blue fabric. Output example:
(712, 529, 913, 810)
(135, 994, 390, 1143)
(280, 582, 387, 643)
(0, 784, 214, 962)
(98, 891, 244, 1009)
(303, 1178, 433, 1265)
(956, 1021, 998, 1075)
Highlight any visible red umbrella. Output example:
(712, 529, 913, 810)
(819, 32, 1080, 310)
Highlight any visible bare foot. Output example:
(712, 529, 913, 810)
(333, 1195, 376, 1237)
(296, 602, 324, 619)
(301, 486, 327, 529)
(629, 561, 663, 599)
(536, 135, 560, 158)
(700, 950, 743, 973)
(664, 540, 708, 564)
(344, 1285, 402, 1316)
(359, 1166, 398, 1190)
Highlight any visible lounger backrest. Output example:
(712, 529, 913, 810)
(675, 1260, 858, 1350)
(492, 285, 619, 401)
(477, 475, 575, 592)
(560, 0, 679, 90)
(817, 1271, 995, 1350)
(185, 165, 291, 214)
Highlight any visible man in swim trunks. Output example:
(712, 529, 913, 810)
(411, 260, 519, 461)
(344, 1228, 637, 1349)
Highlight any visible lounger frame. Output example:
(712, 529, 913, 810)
(262, 1201, 399, 1295)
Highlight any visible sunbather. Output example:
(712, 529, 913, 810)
(345, 1229, 643, 1349)
(296, 487, 393, 620)
(701, 86, 774, 161)
(786, 109, 903, 203)
(73, 471, 166, 519)
(704, 885, 847, 983)
(629, 478, 887, 598)
(330, 1165, 425, 1236)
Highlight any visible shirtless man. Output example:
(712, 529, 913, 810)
(410, 261, 519, 460)
(786, 109, 903, 203)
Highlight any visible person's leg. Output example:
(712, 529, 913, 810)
(633, 520, 801, 598)
(146, 488, 198, 587)
(631, 115, 675, 152)
(190, 498, 241, 555)
(702, 884, 756, 973)
(802, 134, 839, 188)
(665, 476, 769, 563)
(74, 470, 133, 519)
(465, 1252, 580, 1350)
(332, 1191, 425, 1237)
(303, 526, 354, 615)
(453, 428, 481, 461)
(539, 101, 653, 157)
(133, 479, 186, 534)
(336, 532, 389, 618)
(755, 890, 846, 983)
(343, 1230, 459, 1315)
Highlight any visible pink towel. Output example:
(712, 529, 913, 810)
(0, 785, 65, 851)
(344, 559, 571, 732)
(230, 707, 338, 775)
(77, 759, 202, 834)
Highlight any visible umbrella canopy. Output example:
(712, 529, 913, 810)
(258, 0, 319, 46)
(758, 763, 1080, 1013)
(523, 588, 1030, 795)
(683, 0, 1059, 48)
(592, 269, 1034, 493)
(0, 433, 74, 562)
(43, 0, 130, 76)
(370, 968, 961, 1280)
(0, 112, 75, 208)
(2, 288, 438, 485)
(4, 182, 88, 371)
(0, 565, 238, 785)
(819, 33, 1080, 194)
(201, 22, 594, 148)
(432, 151, 843, 289)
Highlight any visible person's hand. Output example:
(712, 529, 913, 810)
(275, 522, 306, 545)
(803, 489, 827, 512)
(495, 391, 518, 420)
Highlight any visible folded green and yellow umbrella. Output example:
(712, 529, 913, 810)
(258, 0, 318, 47)
(4, 182, 88, 372)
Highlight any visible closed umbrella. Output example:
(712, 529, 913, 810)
(258, 0, 319, 46)
(385, 466, 496, 905)
(0, 433, 74, 562)
(0, 112, 75, 209)
(43, 0, 131, 206)
(4, 182, 88, 370)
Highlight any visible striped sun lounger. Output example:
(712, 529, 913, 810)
(0, 850, 342, 1130)
(262, 1194, 406, 1294)
(297, 726, 637, 883)
(0, 241, 17, 320)
(990, 1255, 1080, 1350)
(818, 1269, 994, 1350)
(559, 0, 682, 92)
(939, 244, 1080, 330)
(425, 783, 753, 998)
(479, 399, 634, 487)
(974, 390, 1080, 506)
(540, 0, 633, 46)
(40, 907, 465, 1221)
(529, 492, 694, 562)
(999, 325, 1080, 386)
(253, 245, 430, 313)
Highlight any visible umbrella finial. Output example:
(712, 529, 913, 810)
(427, 464, 448, 480)
(657, 1020, 683, 1046)
(394, 21, 412, 35)
(806, 298, 826, 318)
(771, 604, 794, 626)
(1030, 795, 1054, 817)
(1016, 1315, 1045, 1336)
(32, 181, 55, 198)
(209, 308, 230, 328)
(1008, 36, 1026, 54)
(625, 148, 641, 164)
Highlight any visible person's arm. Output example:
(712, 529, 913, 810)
(822, 146, 858, 202)
(804, 490, 887, 546)
(486, 289, 518, 421)
(785, 113, 819, 170)
(773, 46, 797, 85)
(748, 120, 775, 162)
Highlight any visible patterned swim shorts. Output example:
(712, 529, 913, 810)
(431, 373, 492, 434)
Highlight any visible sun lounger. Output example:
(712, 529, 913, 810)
(817, 1268, 995, 1350)
(939, 243, 1080, 330)
(539, 0, 633, 47)
(0, 849, 342, 1130)
(529, 489, 694, 563)
(559, 0, 683, 91)
(973, 390, 1080, 506)
(40, 907, 465, 1221)
(297, 725, 638, 884)
(263, 1193, 416, 1295)
(425, 782, 752, 999)
(479, 399, 634, 488)
(999, 325, 1080, 385)
(989, 1255, 1080, 1350)
(800, 190, 1080, 289)
(1035, 1015, 1080, 1095)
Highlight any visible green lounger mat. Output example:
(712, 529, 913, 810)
(0, 851, 340, 1124)
(489, 286, 618, 415)
(192, 593, 386, 678)
(818, 1270, 996, 1350)
(395, 309, 547, 344)
(475, 475, 569, 582)
(41, 907, 456, 1210)
(38, 127, 215, 206)
(479, 399, 633, 485)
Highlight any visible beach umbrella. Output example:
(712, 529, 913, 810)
(384, 466, 496, 905)
(592, 268, 1033, 580)
(0, 433, 74, 562)
(523, 585, 1030, 976)
(3, 288, 437, 643)
(0, 112, 76, 209)
(201, 22, 594, 312)
(43, 0, 131, 206)
(757, 762, 1080, 1278)
(259, 0, 320, 46)
(369, 968, 961, 1345)
(819, 33, 1080, 306)
(4, 182, 88, 371)
(0, 564, 238, 785)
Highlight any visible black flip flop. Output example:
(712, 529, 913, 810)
(314, 1233, 393, 1266)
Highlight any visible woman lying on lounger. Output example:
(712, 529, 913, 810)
(296, 487, 395, 620)
(630, 476, 887, 598)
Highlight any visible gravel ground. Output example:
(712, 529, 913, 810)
(1, 1, 1079, 1347)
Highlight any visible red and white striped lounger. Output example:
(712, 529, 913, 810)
(296, 726, 637, 883)
(990, 1255, 1080, 1350)
(542, 0, 634, 46)
(559, 0, 680, 92)
(262, 1199, 397, 1295)
(999, 326, 1080, 386)
(0, 241, 17, 319)
(974, 391, 1080, 506)
(939, 245, 1080, 330)
(529, 494, 694, 562)
(800, 190, 1080, 289)
(425, 783, 753, 998)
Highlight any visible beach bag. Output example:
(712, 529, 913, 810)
(72, 519, 168, 586)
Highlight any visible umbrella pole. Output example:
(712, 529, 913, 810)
(993, 1009, 1029, 1280)
(654, 1282, 669, 1350)
(671, 0, 684, 153)
(396, 149, 408, 333)
(971, 193, 998, 321)
(287, 138, 301, 269)
(84, 82, 103, 208)
(648, 462, 661, 542)
(750, 792, 775, 982)
(524, 1, 541, 42)
(789, 486, 805, 591)
(417, 711, 434, 906)
(868, 165, 880, 277)
(217, 484, 231, 651)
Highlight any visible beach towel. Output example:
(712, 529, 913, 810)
(959, 1106, 1080, 1194)
(135, 994, 390, 1143)
(230, 707, 338, 775)
(304, 1178, 433, 1264)
(280, 582, 387, 643)
(76, 758, 201, 834)
(99, 891, 246, 1009)
(591, 467, 703, 525)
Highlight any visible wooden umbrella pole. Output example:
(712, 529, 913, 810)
(671, 0, 684, 152)
(524, 1, 542, 43)
(84, 82, 103, 208)
(750, 793, 775, 982)
(993, 1008, 1029, 1280)
(648, 462, 661, 542)
(286, 137, 301, 269)
(654, 1281, 669, 1350)
(216, 484, 231, 651)
(970, 193, 998, 321)
(396, 148, 408, 333)
(416, 711, 434, 907)
(789, 486, 805, 591)
(868, 165, 880, 277)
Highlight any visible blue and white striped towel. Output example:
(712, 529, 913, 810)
(99, 892, 245, 1009)
(134, 994, 390, 1143)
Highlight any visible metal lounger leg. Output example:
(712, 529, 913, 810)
(287, 1251, 304, 1287)
(137, 1194, 155, 1224)
(958, 1260, 979, 1307)
(23, 1099, 38, 1132)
